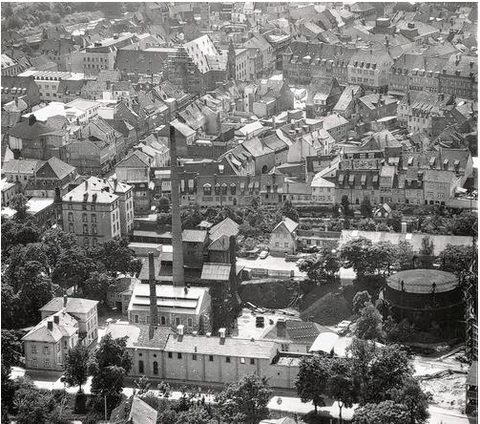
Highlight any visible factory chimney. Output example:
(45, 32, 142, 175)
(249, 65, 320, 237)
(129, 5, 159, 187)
(148, 252, 158, 339)
(170, 123, 185, 287)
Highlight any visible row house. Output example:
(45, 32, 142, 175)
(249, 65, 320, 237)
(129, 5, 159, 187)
(333, 84, 363, 119)
(115, 46, 174, 78)
(61, 136, 113, 175)
(347, 49, 393, 92)
(80, 117, 126, 163)
(389, 54, 448, 95)
(38, 38, 77, 71)
(306, 78, 343, 118)
(357, 93, 398, 124)
(1, 53, 25, 76)
(243, 32, 276, 78)
(438, 54, 478, 100)
(398, 92, 454, 135)
(282, 41, 354, 85)
(1, 76, 41, 107)
(115, 150, 152, 213)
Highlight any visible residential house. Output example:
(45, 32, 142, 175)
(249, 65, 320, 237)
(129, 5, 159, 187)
(241, 137, 276, 174)
(61, 176, 134, 246)
(2, 98, 29, 130)
(38, 38, 76, 71)
(1, 76, 41, 106)
(269, 217, 299, 256)
(311, 172, 336, 204)
(2, 159, 43, 190)
(109, 395, 158, 424)
(321, 113, 349, 142)
(261, 133, 289, 166)
(349, 2, 377, 18)
(358, 93, 398, 124)
(80, 117, 125, 163)
(306, 78, 343, 118)
(61, 137, 112, 175)
(24, 156, 78, 198)
(40, 296, 99, 346)
(22, 308, 79, 370)
(243, 32, 275, 78)
(347, 49, 393, 91)
(439, 54, 478, 100)
(333, 84, 363, 119)
(115, 150, 152, 213)
(1, 53, 24, 76)
(107, 277, 137, 315)
(1, 178, 20, 207)
(9, 115, 67, 160)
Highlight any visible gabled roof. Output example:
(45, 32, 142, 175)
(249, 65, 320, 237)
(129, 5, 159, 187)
(171, 119, 196, 138)
(35, 157, 76, 180)
(272, 217, 299, 234)
(208, 234, 231, 251)
(2, 159, 43, 175)
(242, 137, 274, 158)
(182, 229, 207, 243)
(9, 119, 55, 139)
(209, 217, 240, 241)
(117, 150, 150, 168)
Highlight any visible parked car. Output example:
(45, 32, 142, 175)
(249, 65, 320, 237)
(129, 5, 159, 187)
(259, 250, 269, 259)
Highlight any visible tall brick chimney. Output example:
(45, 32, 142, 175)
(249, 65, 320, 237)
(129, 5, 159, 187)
(148, 252, 158, 339)
(170, 123, 185, 287)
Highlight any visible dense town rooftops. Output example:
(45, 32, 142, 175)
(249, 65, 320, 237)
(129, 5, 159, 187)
(62, 177, 125, 204)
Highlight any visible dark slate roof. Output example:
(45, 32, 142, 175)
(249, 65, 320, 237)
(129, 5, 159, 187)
(9, 119, 55, 139)
(35, 157, 76, 180)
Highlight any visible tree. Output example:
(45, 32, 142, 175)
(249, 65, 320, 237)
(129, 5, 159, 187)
(10, 193, 29, 221)
(419, 236, 434, 256)
(176, 406, 215, 424)
(326, 357, 356, 410)
(358, 218, 376, 231)
(1, 217, 41, 258)
(181, 206, 203, 229)
(395, 241, 415, 270)
(341, 195, 353, 217)
(352, 291, 372, 314)
(439, 244, 474, 277)
(157, 196, 170, 213)
(340, 237, 374, 277)
(276, 200, 299, 223)
(83, 272, 113, 304)
(216, 374, 272, 424)
(41, 228, 77, 269)
(295, 355, 331, 413)
(352, 401, 410, 424)
(297, 247, 340, 284)
(90, 334, 133, 413)
(360, 197, 373, 218)
(1, 330, 23, 370)
(64, 342, 90, 393)
(13, 380, 55, 424)
(387, 210, 403, 233)
(448, 212, 477, 236)
(93, 237, 139, 277)
(389, 376, 430, 424)
(354, 303, 384, 341)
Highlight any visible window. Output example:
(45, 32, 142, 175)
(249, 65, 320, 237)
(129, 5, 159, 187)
(250, 358, 255, 365)
(192, 353, 197, 361)
(91, 214, 97, 222)
(161, 316, 166, 325)
(153, 361, 158, 375)
(68, 212, 74, 222)
(175, 317, 180, 326)
(31, 345, 37, 354)
(68, 223, 74, 232)
(44, 359, 50, 368)
(92, 224, 97, 234)
(168, 352, 173, 358)
(226, 356, 231, 363)
(240, 357, 245, 364)
(44, 346, 49, 355)
(139, 360, 144, 373)
(134, 315, 139, 324)
(187, 318, 193, 328)
(177, 353, 182, 359)
(209, 355, 214, 362)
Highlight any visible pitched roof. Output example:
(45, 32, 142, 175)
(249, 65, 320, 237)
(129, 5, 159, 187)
(273, 217, 299, 234)
(129, 396, 158, 424)
(116, 150, 150, 168)
(9, 119, 55, 139)
(62, 177, 121, 204)
(40, 297, 98, 315)
(2, 159, 43, 174)
(106, 323, 171, 350)
(35, 157, 76, 180)
(242, 137, 274, 158)
(209, 217, 240, 241)
(201, 262, 232, 281)
(171, 119, 196, 137)
(263, 320, 331, 345)
(182, 229, 207, 243)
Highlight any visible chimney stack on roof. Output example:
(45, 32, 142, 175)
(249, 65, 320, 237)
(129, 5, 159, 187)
(63, 294, 68, 308)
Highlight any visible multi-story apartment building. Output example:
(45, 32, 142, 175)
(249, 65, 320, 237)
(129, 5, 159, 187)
(17, 70, 85, 102)
(389, 54, 448, 95)
(347, 49, 393, 92)
(61, 176, 133, 247)
(40, 296, 99, 346)
(439, 54, 478, 100)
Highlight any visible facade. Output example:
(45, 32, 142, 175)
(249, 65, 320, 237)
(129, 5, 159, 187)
(2, 159, 43, 190)
(22, 309, 79, 371)
(1, 178, 20, 207)
(269, 217, 299, 256)
(438, 54, 478, 100)
(61, 176, 133, 246)
(347, 49, 393, 91)
(40, 296, 98, 346)
(106, 323, 300, 390)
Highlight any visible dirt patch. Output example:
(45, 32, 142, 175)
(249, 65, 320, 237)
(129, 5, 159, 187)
(239, 279, 298, 309)
(300, 292, 352, 326)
